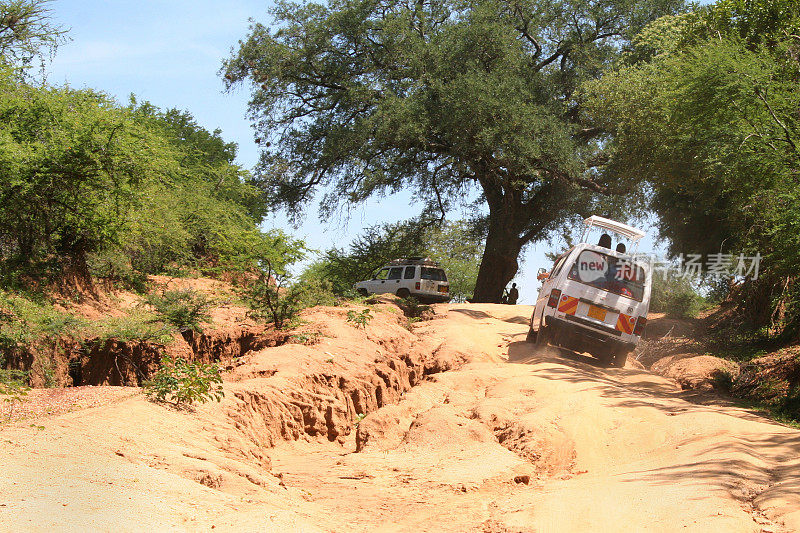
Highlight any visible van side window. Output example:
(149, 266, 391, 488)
(388, 267, 403, 280)
(404, 266, 416, 279)
(376, 269, 390, 280)
(550, 254, 568, 278)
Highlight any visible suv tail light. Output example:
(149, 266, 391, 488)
(633, 316, 647, 336)
(547, 289, 562, 308)
(415, 282, 420, 290)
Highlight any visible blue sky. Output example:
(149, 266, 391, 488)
(46, 0, 666, 304)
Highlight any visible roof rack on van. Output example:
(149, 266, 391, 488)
(387, 257, 439, 267)
(581, 216, 645, 242)
(580, 216, 646, 254)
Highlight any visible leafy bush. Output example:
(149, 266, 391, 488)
(143, 355, 224, 406)
(294, 278, 338, 309)
(398, 297, 431, 319)
(145, 289, 212, 333)
(86, 249, 150, 293)
(93, 311, 174, 345)
(244, 279, 301, 330)
(0, 290, 86, 352)
(650, 273, 704, 319)
(0, 69, 277, 291)
(0, 369, 30, 420)
(346, 308, 373, 329)
(242, 254, 333, 330)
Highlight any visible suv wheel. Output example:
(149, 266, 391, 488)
(526, 327, 537, 343)
(357, 288, 369, 297)
(396, 288, 411, 299)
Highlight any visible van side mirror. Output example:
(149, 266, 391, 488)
(537, 268, 549, 281)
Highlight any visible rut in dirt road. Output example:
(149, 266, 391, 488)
(1, 302, 799, 532)
(271, 304, 800, 533)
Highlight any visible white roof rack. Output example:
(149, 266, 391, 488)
(386, 257, 439, 267)
(582, 216, 646, 242)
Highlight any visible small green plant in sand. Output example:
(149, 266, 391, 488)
(1, 370, 30, 421)
(346, 308, 373, 329)
(144, 355, 224, 406)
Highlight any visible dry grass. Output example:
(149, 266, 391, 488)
(1, 386, 140, 424)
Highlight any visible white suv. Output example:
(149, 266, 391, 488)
(354, 258, 450, 302)
(528, 216, 652, 367)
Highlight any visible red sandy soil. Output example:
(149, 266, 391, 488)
(1, 302, 799, 532)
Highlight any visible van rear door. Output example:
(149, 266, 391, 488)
(563, 249, 645, 331)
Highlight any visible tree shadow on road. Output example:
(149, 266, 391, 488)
(505, 340, 783, 419)
(504, 339, 800, 525)
(450, 308, 531, 326)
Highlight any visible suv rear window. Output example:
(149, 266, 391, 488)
(421, 267, 447, 281)
(567, 250, 645, 301)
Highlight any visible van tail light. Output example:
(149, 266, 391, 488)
(415, 282, 420, 290)
(634, 316, 647, 336)
(547, 289, 562, 308)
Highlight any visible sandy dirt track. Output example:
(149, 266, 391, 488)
(1, 302, 798, 532)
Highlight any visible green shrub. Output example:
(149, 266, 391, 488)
(294, 278, 337, 309)
(346, 308, 373, 329)
(93, 311, 174, 345)
(398, 297, 431, 319)
(145, 289, 212, 333)
(143, 355, 224, 406)
(663, 290, 701, 319)
(290, 331, 322, 345)
(243, 277, 335, 330)
(0, 369, 30, 420)
(0, 290, 86, 352)
(86, 249, 150, 293)
(650, 273, 703, 319)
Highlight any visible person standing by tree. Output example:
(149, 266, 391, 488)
(507, 283, 519, 305)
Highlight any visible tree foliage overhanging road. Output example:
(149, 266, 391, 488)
(585, 0, 800, 337)
(223, 0, 685, 302)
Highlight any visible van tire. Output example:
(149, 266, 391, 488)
(357, 288, 369, 297)
(396, 288, 411, 299)
(612, 350, 629, 368)
(526, 327, 537, 343)
(536, 326, 550, 347)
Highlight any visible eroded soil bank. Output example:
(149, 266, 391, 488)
(1, 302, 799, 532)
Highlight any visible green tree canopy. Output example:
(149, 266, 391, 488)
(0, 0, 66, 74)
(584, 0, 800, 334)
(0, 69, 278, 288)
(223, 0, 685, 302)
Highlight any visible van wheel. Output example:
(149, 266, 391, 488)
(612, 350, 629, 368)
(536, 326, 550, 347)
(396, 288, 411, 299)
(526, 327, 537, 343)
(357, 288, 368, 297)
(597, 352, 614, 367)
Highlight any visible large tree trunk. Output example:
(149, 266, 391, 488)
(472, 214, 522, 303)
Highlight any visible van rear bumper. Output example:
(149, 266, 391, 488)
(544, 315, 637, 354)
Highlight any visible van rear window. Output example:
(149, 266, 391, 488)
(421, 268, 447, 281)
(567, 250, 645, 301)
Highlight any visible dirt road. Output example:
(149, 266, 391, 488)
(1, 302, 798, 532)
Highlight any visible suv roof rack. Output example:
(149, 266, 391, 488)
(387, 257, 440, 267)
